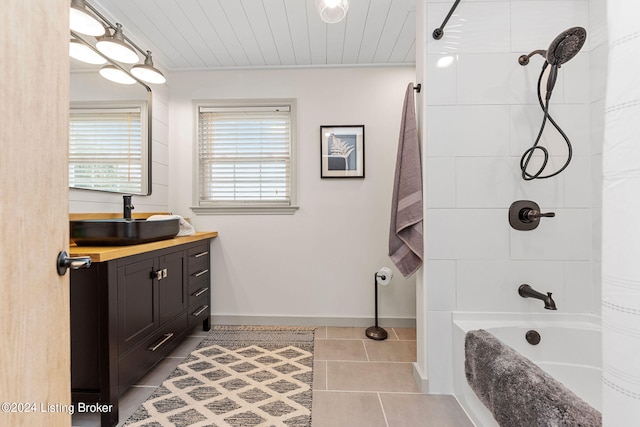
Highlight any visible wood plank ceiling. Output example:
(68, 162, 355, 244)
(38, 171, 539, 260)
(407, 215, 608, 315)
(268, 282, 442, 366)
(92, 0, 416, 71)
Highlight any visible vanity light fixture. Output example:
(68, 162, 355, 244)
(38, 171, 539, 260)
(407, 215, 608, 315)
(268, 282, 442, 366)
(99, 65, 137, 85)
(69, 0, 105, 36)
(130, 51, 166, 84)
(69, 39, 107, 65)
(315, 0, 350, 23)
(70, 0, 167, 85)
(96, 23, 139, 64)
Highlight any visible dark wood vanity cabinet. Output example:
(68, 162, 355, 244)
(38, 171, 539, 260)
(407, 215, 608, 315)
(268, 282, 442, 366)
(70, 238, 213, 427)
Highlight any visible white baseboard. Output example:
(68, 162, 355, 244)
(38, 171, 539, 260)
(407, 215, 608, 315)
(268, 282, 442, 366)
(210, 315, 416, 328)
(412, 362, 429, 394)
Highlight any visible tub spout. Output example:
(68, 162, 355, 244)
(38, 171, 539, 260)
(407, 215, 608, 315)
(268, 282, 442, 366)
(518, 284, 557, 310)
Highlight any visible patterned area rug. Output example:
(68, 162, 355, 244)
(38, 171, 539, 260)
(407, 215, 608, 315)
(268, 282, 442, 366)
(125, 325, 315, 427)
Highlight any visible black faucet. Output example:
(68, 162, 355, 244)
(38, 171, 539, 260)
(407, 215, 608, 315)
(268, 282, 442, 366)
(123, 195, 134, 220)
(518, 284, 557, 310)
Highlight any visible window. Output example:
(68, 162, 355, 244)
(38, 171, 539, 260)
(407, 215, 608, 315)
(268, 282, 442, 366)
(69, 101, 149, 195)
(194, 100, 298, 214)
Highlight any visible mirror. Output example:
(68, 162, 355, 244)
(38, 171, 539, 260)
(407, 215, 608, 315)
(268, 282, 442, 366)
(70, 37, 152, 195)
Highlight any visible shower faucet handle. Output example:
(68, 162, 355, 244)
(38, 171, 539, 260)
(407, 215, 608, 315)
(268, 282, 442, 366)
(521, 208, 555, 222)
(509, 200, 555, 231)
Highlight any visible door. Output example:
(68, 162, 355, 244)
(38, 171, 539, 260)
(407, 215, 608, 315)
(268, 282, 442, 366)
(118, 257, 159, 353)
(158, 250, 186, 324)
(0, 1, 71, 426)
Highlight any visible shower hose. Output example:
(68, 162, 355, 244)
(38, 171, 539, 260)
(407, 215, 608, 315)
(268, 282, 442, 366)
(520, 61, 573, 181)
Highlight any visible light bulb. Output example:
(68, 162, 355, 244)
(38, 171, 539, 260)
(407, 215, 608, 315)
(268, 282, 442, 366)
(69, 39, 107, 65)
(99, 65, 136, 85)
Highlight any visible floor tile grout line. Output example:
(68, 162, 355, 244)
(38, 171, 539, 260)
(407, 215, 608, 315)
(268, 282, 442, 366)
(362, 339, 371, 362)
(378, 392, 390, 427)
(324, 360, 329, 391)
(319, 359, 416, 364)
(316, 337, 416, 342)
(314, 389, 423, 395)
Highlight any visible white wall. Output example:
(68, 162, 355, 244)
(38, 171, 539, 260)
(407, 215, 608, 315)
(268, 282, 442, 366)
(168, 66, 418, 325)
(421, 0, 596, 393)
(69, 80, 170, 213)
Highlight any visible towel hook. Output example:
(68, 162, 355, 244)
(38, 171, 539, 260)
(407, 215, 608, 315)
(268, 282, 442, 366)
(413, 84, 421, 93)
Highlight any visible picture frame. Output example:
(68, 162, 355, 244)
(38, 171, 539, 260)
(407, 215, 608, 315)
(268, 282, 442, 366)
(320, 125, 365, 178)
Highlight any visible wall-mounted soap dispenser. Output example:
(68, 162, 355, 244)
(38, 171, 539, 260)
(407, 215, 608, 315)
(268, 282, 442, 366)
(509, 200, 555, 231)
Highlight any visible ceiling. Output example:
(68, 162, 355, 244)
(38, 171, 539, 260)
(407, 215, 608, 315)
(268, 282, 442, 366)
(91, 0, 417, 72)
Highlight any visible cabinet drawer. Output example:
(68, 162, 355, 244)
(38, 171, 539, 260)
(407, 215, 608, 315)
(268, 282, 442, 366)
(118, 312, 187, 394)
(187, 244, 209, 272)
(188, 271, 209, 291)
(188, 294, 210, 328)
(188, 267, 210, 288)
(188, 284, 210, 307)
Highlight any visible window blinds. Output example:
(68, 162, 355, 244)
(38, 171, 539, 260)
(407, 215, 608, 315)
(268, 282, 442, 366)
(198, 106, 292, 205)
(69, 107, 143, 194)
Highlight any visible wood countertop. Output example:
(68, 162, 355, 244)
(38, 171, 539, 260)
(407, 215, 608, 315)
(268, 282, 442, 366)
(69, 231, 218, 262)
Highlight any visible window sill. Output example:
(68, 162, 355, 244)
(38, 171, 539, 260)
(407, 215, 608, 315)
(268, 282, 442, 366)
(191, 205, 299, 215)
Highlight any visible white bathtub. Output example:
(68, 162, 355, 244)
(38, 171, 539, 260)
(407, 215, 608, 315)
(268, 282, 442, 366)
(452, 312, 602, 427)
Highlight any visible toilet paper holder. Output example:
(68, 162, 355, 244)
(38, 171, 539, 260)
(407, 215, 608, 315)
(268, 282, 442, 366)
(366, 267, 394, 341)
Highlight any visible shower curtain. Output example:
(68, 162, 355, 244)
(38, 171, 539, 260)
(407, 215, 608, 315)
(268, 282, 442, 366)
(602, 1, 640, 424)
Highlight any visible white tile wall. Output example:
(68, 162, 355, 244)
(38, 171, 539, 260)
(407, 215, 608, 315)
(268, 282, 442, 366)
(426, 260, 456, 311)
(564, 261, 595, 312)
(427, 105, 511, 157)
(509, 104, 590, 157)
(455, 157, 519, 208)
(563, 52, 591, 104)
(510, 2, 590, 53)
(590, 43, 609, 102)
(426, 310, 453, 393)
(456, 259, 566, 312)
(456, 53, 553, 105)
(427, 2, 511, 54)
(424, 0, 601, 393)
(563, 156, 592, 207)
(510, 208, 592, 260)
(425, 0, 595, 311)
(426, 54, 457, 105)
(588, 0, 608, 48)
(426, 157, 456, 207)
(427, 209, 510, 260)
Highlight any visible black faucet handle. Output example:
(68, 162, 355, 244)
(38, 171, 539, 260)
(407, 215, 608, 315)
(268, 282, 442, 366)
(521, 208, 555, 222)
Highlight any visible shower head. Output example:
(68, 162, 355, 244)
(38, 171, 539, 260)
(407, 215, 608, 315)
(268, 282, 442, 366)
(546, 26, 587, 67)
(518, 26, 587, 67)
(517, 26, 587, 100)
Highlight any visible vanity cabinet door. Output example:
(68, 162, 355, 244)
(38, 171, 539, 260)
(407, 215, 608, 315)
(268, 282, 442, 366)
(117, 256, 158, 354)
(158, 249, 187, 324)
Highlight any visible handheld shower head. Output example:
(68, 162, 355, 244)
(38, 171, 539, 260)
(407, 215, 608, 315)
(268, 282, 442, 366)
(518, 26, 587, 67)
(546, 26, 587, 67)
(545, 27, 586, 100)
(517, 27, 587, 181)
(518, 27, 587, 99)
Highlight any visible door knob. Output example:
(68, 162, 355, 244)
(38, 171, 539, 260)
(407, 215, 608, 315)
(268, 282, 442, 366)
(57, 251, 91, 276)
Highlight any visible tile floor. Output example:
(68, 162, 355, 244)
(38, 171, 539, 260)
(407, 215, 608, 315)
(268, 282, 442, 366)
(72, 326, 474, 427)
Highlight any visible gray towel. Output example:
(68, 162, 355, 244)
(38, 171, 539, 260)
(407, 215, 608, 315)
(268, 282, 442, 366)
(389, 83, 423, 277)
(465, 329, 601, 427)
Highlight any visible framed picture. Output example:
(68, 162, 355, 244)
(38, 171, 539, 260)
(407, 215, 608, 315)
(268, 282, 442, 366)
(320, 125, 365, 178)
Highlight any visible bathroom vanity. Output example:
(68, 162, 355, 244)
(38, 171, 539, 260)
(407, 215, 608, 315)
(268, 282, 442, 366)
(69, 231, 217, 427)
